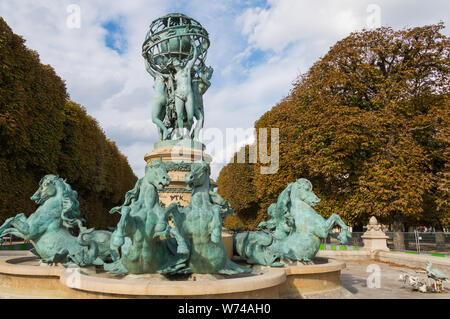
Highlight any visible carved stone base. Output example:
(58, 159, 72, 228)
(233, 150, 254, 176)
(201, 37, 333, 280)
(361, 217, 390, 252)
(361, 231, 390, 251)
(144, 140, 228, 257)
(144, 140, 213, 208)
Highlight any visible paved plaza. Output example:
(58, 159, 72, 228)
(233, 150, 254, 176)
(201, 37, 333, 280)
(340, 259, 450, 299)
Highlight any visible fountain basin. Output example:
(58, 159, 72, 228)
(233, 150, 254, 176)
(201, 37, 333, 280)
(0, 255, 349, 298)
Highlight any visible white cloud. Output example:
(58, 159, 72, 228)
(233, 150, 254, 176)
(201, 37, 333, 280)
(237, 0, 363, 52)
(237, 0, 449, 53)
(1, 0, 448, 182)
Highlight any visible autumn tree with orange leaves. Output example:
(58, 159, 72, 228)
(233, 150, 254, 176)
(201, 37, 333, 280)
(219, 23, 449, 234)
(217, 145, 260, 230)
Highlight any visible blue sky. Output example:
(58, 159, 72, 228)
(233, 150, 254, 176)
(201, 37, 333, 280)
(0, 0, 448, 178)
(102, 18, 127, 54)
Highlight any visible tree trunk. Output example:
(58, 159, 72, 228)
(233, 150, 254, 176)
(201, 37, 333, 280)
(404, 223, 410, 250)
(393, 214, 405, 250)
(435, 228, 446, 252)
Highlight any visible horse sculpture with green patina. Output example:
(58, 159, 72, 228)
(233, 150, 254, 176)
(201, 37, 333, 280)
(0, 175, 117, 266)
(170, 161, 251, 274)
(234, 178, 352, 266)
(104, 160, 189, 274)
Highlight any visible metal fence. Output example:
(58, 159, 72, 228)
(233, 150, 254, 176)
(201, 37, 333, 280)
(325, 232, 450, 254)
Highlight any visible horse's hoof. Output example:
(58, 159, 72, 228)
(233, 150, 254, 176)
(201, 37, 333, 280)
(271, 262, 284, 267)
(111, 236, 124, 248)
(162, 131, 170, 140)
(177, 244, 189, 255)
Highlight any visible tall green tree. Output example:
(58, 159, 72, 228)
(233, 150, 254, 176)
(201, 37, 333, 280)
(0, 18, 137, 229)
(58, 101, 137, 228)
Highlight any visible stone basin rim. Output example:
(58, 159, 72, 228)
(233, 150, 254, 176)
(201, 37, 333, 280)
(0, 256, 345, 297)
(59, 267, 287, 296)
(283, 258, 345, 275)
(0, 256, 286, 296)
(0, 256, 63, 277)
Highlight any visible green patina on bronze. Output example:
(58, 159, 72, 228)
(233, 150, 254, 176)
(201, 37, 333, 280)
(142, 13, 213, 141)
(169, 161, 250, 274)
(234, 178, 352, 266)
(0, 13, 353, 275)
(0, 175, 118, 267)
(104, 159, 189, 274)
(105, 160, 249, 275)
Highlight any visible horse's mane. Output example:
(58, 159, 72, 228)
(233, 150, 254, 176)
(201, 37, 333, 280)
(109, 178, 143, 214)
(192, 161, 210, 175)
(277, 182, 293, 216)
(42, 175, 82, 229)
(263, 178, 312, 230)
(295, 178, 313, 192)
(280, 178, 313, 209)
(108, 160, 166, 214)
(148, 160, 164, 169)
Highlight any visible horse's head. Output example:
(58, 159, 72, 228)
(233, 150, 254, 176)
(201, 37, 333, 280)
(145, 159, 170, 191)
(31, 175, 60, 205)
(185, 161, 210, 190)
(292, 178, 321, 207)
(31, 175, 82, 229)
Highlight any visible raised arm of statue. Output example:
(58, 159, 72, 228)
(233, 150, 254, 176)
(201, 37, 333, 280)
(144, 59, 157, 78)
(144, 59, 170, 81)
(186, 40, 199, 70)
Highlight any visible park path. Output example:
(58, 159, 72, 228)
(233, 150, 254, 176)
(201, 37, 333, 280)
(340, 259, 450, 299)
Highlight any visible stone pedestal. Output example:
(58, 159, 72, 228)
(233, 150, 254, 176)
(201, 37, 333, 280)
(221, 230, 233, 259)
(361, 216, 389, 252)
(144, 140, 213, 208)
(277, 258, 350, 299)
(362, 232, 389, 252)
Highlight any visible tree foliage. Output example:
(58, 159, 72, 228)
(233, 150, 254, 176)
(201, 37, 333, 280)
(0, 18, 137, 229)
(219, 23, 449, 230)
(217, 145, 260, 230)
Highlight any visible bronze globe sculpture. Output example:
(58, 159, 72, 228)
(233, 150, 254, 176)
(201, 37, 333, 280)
(142, 13, 210, 74)
(142, 13, 213, 140)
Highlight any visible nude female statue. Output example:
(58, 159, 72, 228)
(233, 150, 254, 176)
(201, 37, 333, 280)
(171, 40, 199, 139)
(191, 64, 213, 140)
(143, 59, 172, 140)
